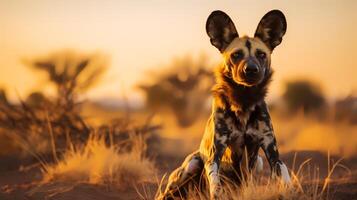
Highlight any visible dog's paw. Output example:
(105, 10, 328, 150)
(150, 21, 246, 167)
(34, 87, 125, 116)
(278, 162, 291, 184)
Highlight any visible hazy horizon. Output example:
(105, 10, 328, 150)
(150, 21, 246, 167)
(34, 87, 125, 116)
(1, 0, 356, 104)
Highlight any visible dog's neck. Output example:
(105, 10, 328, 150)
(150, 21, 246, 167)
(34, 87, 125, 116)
(212, 64, 273, 119)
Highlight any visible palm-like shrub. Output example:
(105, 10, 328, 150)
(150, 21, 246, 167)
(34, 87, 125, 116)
(139, 56, 214, 127)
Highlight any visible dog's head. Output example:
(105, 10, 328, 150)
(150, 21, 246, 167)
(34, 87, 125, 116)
(206, 10, 286, 86)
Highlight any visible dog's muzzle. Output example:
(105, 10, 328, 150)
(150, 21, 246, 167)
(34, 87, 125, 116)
(240, 58, 262, 85)
(243, 59, 259, 75)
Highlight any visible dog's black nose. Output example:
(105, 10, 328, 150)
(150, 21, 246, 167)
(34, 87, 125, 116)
(243, 63, 259, 74)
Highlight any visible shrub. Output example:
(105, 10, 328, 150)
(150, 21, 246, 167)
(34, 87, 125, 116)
(283, 80, 326, 114)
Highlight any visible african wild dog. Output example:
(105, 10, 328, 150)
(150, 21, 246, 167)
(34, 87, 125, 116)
(158, 10, 291, 200)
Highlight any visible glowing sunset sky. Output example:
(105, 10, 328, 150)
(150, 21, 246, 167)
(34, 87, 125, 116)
(0, 0, 356, 104)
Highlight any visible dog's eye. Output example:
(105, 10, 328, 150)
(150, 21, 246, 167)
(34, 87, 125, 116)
(231, 50, 244, 60)
(256, 51, 266, 59)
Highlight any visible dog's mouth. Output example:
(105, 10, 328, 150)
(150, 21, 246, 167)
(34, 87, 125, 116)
(243, 74, 261, 85)
(236, 77, 261, 87)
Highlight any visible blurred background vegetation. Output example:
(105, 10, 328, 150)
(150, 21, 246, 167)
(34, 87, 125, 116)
(0, 1, 355, 163)
(138, 55, 214, 127)
(0, 49, 356, 160)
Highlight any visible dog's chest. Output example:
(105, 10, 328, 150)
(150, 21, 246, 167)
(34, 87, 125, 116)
(216, 109, 263, 165)
(229, 109, 268, 150)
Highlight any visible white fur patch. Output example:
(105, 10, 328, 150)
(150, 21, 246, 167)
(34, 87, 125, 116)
(211, 166, 220, 185)
(207, 163, 220, 184)
(256, 155, 263, 173)
(278, 162, 291, 184)
(211, 173, 220, 185)
(210, 162, 218, 172)
(186, 158, 200, 173)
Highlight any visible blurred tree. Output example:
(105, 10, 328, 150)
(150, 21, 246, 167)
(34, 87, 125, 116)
(29, 50, 108, 110)
(138, 55, 214, 127)
(283, 80, 326, 114)
(0, 51, 108, 153)
(334, 95, 357, 124)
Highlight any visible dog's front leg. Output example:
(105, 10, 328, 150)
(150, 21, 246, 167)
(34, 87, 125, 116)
(205, 141, 226, 199)
(205, 108, 231, 199)
(256, 104, 291, 184)
(260, 132, 291, 183)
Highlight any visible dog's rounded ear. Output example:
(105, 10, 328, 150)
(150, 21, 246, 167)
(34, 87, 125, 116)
(254, 10, 287, 51)
(206, 10, 239, 53)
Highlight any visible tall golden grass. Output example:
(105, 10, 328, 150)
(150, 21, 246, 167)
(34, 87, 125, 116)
(41, 133, 157, 189)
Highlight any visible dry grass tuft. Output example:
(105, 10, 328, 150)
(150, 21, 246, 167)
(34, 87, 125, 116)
(42, 134, 157, 189)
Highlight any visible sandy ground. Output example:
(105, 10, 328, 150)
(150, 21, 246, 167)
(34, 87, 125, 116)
(1, 143, 357, 200)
